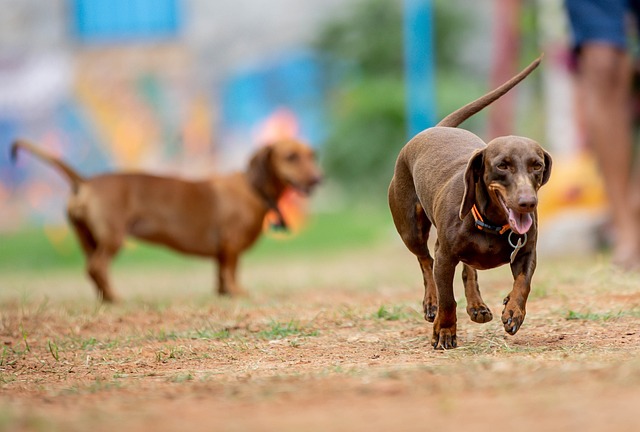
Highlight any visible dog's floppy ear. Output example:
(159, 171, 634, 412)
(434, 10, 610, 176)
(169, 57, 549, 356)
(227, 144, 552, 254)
(541, 149, 552, 186)
(459, 149, 484, 220)
(247, 145, 274, 186)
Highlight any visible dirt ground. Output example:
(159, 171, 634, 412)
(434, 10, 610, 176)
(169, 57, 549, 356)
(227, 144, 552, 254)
(1, 240, 640, 432)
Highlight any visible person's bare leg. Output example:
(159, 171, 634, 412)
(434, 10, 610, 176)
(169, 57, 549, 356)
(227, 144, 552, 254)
(576, 43, 640, 268)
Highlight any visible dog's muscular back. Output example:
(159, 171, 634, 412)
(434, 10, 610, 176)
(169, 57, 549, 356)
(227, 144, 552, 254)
(394, 128, 485, 228)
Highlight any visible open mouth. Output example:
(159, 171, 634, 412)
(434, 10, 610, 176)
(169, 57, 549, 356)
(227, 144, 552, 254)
(288, 181, 316, 196)
(498, 194, 533, 235)
(287, 175, 321, 196)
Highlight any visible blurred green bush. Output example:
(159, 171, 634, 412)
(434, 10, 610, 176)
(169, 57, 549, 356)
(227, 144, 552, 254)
(314, 0, 474, 197)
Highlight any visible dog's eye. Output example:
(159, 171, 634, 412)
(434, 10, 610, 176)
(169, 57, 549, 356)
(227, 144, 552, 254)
(496, 162, 509, 171)
(285, 153, 300, 163)
(531, 162, 543, 171)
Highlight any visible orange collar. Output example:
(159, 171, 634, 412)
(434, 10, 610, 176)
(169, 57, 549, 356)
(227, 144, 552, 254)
(471, 204, 510, 235)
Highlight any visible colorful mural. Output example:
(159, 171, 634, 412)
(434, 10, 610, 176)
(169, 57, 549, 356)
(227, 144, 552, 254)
(1, 44, 216, 231)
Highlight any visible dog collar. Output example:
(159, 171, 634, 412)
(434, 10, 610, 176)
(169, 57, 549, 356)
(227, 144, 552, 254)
(269, 208, 288, 231)
(471, 204, 510, 235)
(257, 193, 288, 232)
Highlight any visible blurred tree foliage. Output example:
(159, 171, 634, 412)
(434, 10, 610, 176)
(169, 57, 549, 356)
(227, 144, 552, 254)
(314, 0, 471, 196)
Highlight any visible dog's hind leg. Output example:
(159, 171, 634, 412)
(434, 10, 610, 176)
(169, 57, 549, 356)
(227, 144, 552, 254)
(462, 264, 493, 323)
(414, 203, 437, 323)
(418, 252, 437, 323)
(86, 244, 120, 303)
(69, 217, 121, 303)
(389, 177, 437, 322)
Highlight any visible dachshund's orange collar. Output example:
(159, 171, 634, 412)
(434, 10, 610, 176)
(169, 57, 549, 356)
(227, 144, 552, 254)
(471, 204, 510, 235)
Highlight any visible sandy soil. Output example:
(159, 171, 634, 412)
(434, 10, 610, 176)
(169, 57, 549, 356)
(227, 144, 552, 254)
(1, 241, 639, 431)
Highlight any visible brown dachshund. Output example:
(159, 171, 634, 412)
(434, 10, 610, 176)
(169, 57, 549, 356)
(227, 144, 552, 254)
(11, 139, 322, 302)
(388, 56, 551, 349)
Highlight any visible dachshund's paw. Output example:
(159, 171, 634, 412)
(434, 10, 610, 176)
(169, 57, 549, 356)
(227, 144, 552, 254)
(501, 301, 526, 335)
(423, 302, 437, 322)
(467, 303, 493, 323)
(431, 326, 457, 350)
(218, 287, 249, 298)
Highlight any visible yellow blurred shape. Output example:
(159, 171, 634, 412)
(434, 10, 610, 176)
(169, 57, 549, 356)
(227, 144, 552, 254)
(538, 152, 607, 221)
(43, 225, 73, 255)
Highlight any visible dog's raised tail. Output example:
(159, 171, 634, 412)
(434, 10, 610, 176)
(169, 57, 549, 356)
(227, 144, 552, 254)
(437, 55, 543, 128)
(11, 139, 84, 191)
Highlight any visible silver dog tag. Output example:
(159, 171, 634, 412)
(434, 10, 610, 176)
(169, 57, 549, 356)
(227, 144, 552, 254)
(510, 238, 523, 263)
(508, 232, 527, 264)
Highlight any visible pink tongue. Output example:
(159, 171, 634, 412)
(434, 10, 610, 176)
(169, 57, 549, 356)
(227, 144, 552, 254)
(508, 209, 533, 234)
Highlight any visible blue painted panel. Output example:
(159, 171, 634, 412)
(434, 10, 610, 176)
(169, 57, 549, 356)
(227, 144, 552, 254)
(403, 0, 436, 137)
(73, 0, 181, 42)
(220, 51, 328, 148)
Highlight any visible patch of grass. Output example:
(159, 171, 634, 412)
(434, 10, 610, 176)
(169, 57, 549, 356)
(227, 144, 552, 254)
(190, 328, 231, 340)
(47, 340, 59, 361)
(144, 328, 232, 342)
(455, 337, 549, 356)
(0, 346, 10, 367)
(0, 371, 17, 385)
(147, 329, 180, 342)
(372, 305, 415, 321)
(258, 320, 319, 340)
(529, 281, 550, 300)
(78, 336, 98, 350)
(155, 345, 194, 363)
(61, 377, 123, 395)
(86, 377, 123, 394)
(168, 372, 194, 383)
(248, 204, 390, 261)
(19, 323, 31, 353)
(565, 310, 626, 321)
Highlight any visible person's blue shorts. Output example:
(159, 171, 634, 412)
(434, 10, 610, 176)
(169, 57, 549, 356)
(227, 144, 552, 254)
(566, 0, 640, 51)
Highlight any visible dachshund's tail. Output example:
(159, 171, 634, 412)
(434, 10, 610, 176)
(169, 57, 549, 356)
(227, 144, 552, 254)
(11, 139, 84, 192)
(437, 55, 543, 128)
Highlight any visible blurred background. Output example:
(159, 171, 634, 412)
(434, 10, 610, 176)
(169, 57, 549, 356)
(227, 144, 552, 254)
(0, 0, 610, 269)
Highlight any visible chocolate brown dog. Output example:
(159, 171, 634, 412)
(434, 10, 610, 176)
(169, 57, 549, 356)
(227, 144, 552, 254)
(11, 139, 322, 302)
(388, 56, 551, 349)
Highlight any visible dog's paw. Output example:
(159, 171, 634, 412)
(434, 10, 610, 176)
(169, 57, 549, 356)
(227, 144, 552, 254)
(431, 327, 457, 350)
(423, 303, 437, 322)
(501, 300, 526, 335)
(218, 287, 249, 298)
(467, 304, 493, 323)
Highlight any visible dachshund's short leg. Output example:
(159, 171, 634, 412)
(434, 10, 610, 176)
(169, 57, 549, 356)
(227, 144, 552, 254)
(502, 250, 536, 335)
(411, 202, 438, 322)
(216, 252, 246, 297)
(418, 254, 437, 322)
(70, 217, 120, 303)
(389, 178, 438, 322)
(86, 244, 120, 303)
(432, 247, 458, 349)
(462, 264, 493, 323)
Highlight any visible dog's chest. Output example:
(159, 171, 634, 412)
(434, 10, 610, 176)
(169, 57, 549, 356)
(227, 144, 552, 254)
(456, 234, 513, 270)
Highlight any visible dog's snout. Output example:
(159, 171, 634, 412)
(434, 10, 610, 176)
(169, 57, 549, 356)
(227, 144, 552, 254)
(310, 173, 323, 186)
(517, 194, 537, 212)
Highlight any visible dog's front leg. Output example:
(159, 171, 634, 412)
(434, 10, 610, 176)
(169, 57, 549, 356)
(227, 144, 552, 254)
(462, 264, 493, 323)
(432, 247, 458, 349)
(502, 249, 536, 335)
(216, 253, 246, 297)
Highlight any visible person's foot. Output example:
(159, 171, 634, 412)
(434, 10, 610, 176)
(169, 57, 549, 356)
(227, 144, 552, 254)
(612, 240, 640, 271)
